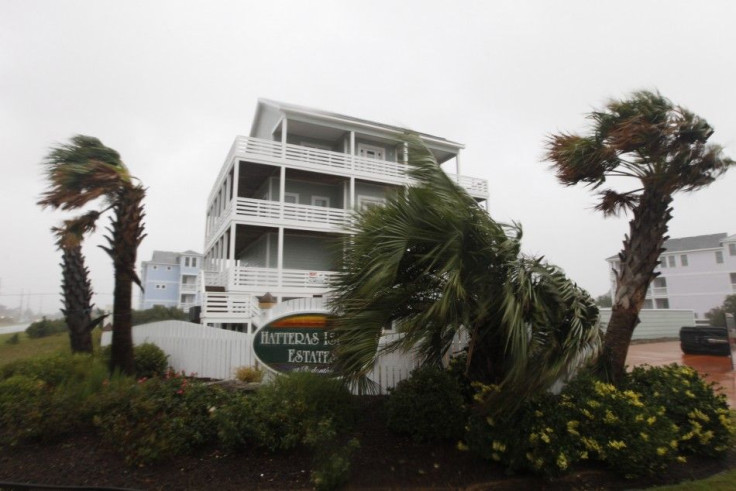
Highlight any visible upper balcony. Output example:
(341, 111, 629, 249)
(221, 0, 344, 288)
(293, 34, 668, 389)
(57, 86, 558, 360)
(211, 136, 489, 202)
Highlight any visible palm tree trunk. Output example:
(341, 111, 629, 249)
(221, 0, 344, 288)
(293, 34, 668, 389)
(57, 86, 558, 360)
(601, 188, 672, 383)
(60, 244, 95, 353)
(108, 185, 146, 375)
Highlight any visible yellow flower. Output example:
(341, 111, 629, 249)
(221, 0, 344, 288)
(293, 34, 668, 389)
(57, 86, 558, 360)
(647, 416, 657, 425)
(604, 410, 618, 424)
(540, 433, 551, 444)
(457, 441, 468, 451)
(608, 440, 627, 450)
(567, 420, 580, 436)
(556, 452, 568, 470)
(656, 447, 668, 456)
(677, 456, 687, 463)
(640, 432, 649, 442)
(492, 440, 506, 452)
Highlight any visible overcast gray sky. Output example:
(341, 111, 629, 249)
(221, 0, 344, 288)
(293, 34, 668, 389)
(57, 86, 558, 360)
(2, 0, 735, 315)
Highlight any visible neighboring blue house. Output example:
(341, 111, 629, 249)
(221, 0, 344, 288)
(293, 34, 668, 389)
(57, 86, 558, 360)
(139, 250, 202, 311)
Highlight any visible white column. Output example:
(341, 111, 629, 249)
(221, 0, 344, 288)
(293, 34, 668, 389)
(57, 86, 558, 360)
(279, 166, 286, 220)
(277, 227, 284, 287)
(281, 118, 288, 158)
(350, 177, 355, 209)
(350, 131, 355, 170)
(456, 150, 461, 177)
(229, 223, 236, 264)
(232, 159, 240, 202)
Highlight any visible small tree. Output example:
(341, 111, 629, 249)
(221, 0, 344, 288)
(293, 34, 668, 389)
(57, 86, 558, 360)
(705, 294, 736, 327)
(39, 135, 146, 374)
(545, 90, 733, 383)
(53, 215, 107, 353)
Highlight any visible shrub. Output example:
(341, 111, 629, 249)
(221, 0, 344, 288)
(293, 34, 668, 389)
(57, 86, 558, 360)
(5, 333, 19, 345)
(465, 385, 583, 476)
(132, 306, 188, 326)
(25, 317, 67, 339)
(0, 353, 101, 386)
(311, 438, 360, 491)
(216, 372, 354, 452)
(626, 364, 736, 457)
(234, 365, 263, 383)
(466, 372, 684, 478)
(94, 372, 231, 465)
(561, 374, 679, 478)
(386, 365, 466, 442)
(133, 342, 169, 378)
(99, 342, 170, 379)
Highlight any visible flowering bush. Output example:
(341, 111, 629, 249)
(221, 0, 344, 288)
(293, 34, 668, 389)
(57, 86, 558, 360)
(626, 364, 736, 457)
(94, 371, 232, 465)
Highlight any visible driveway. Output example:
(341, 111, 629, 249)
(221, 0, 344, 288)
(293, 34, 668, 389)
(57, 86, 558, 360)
(627, 340, 735, 406)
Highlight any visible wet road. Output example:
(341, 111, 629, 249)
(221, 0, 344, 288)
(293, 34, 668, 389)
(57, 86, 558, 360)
(627, 341, 736, 407)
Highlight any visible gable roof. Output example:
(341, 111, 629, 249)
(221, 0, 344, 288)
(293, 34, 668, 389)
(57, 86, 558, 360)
(662, 233, 728, 253)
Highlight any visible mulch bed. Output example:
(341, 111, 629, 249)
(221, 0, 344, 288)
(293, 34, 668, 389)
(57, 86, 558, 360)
(1, 396, 734, 490)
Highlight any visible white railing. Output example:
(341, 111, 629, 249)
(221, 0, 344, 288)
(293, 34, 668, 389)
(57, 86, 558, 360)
(202, 291, 258, 320)
(229, 266, 335, 290)
(233, 198, 351, 229)
(211, 136, 489, 202)
(180, 283, 197, 293)
(179, 301, 197, 312)
(256, 297, 328, 328)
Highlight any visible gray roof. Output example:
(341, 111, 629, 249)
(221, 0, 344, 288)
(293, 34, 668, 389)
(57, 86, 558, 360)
(606, 232, 729, 262)
(662, 233, 727, 253)
(150, 251, 179, 264)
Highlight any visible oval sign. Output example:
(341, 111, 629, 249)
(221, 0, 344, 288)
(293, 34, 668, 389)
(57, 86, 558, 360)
(253, 314, 336, 373)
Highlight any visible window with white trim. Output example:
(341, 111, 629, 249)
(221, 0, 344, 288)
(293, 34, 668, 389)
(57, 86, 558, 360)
(680, 254, 688, 266)
(730, 243, 736, 256)
(358, 143, 385, 160)
(731, 273, 736, 291)
(284, 192, 299, 204)
(667, 256, 675, 267)
(655, 298, 669, 309)
(311, 196, 330, 207)
(716, 251, 724, 264)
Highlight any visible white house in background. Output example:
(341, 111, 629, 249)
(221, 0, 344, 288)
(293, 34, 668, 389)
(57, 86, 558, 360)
(139, 250, 202, 312)
(200, 99, 489, 331)
(606, 233, 736, 319)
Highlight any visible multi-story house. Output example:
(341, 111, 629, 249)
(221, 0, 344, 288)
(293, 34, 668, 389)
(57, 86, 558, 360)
(606, 233, 736, 319)
(200, 99, 488, 330)
(140, 250, 202, 312)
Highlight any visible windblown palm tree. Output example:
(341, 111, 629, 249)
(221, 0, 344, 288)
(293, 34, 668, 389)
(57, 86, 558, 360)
(39, 135, 146, 374)
(545, 90, 734, 383)
(330, 135, 600, 410)
(53, 213, 106, 353)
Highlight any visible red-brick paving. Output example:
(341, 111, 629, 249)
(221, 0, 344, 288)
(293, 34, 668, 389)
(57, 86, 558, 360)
(627, 340, 736, 406)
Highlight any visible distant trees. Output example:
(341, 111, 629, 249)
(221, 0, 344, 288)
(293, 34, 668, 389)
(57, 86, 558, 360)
(596, 294, 613, 308)
(39, 135, 146, 375)
(545, 90, 734, 383)
(705, 295, 736, 327)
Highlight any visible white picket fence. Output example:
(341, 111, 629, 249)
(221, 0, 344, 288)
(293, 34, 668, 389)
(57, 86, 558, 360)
(100, 320, 418, 393)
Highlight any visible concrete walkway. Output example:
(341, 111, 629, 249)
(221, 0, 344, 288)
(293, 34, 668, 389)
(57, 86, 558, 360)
(627, 341, 735, 407)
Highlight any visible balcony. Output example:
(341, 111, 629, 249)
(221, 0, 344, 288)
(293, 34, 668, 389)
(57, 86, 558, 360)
(204, 264, 336, 292)
(233, 198, 351, 231)
(180, 283, 198, 293)
(213, 136, 489, 201)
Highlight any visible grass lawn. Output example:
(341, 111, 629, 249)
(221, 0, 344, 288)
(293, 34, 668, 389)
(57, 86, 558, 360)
(0, 329, 102, 367)
(653, 469, 736, 490)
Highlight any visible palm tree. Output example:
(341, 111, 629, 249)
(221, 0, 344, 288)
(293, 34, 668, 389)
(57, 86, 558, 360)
(545, 90, 734, 383)
(53, 213, 106, 353)
(330, 135, 600, 410)
(39, 135, 146, 374)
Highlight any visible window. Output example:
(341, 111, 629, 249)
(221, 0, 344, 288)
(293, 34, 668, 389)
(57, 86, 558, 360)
(680, 254, 688, 266)
(152, 265, 158, 270)
(653, 277, 667, 288)
(284, 192, 299, 204)
(667, 256, 676, 267)
(357, 196, 385, 211)
(659, 257, 667, 268)
(730, 243, 736, 256)
(358, 143, 385, 160)
(311, 196, 330, 207)
(731, 273, 736, 291)
(642, 299, 654, 309)
(166, 266, 172, 270)
(655, 298, 670, 309)
(185, 257, 190, 267)
(716, 251, 724, 264)
(191, 258, 197, 268)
